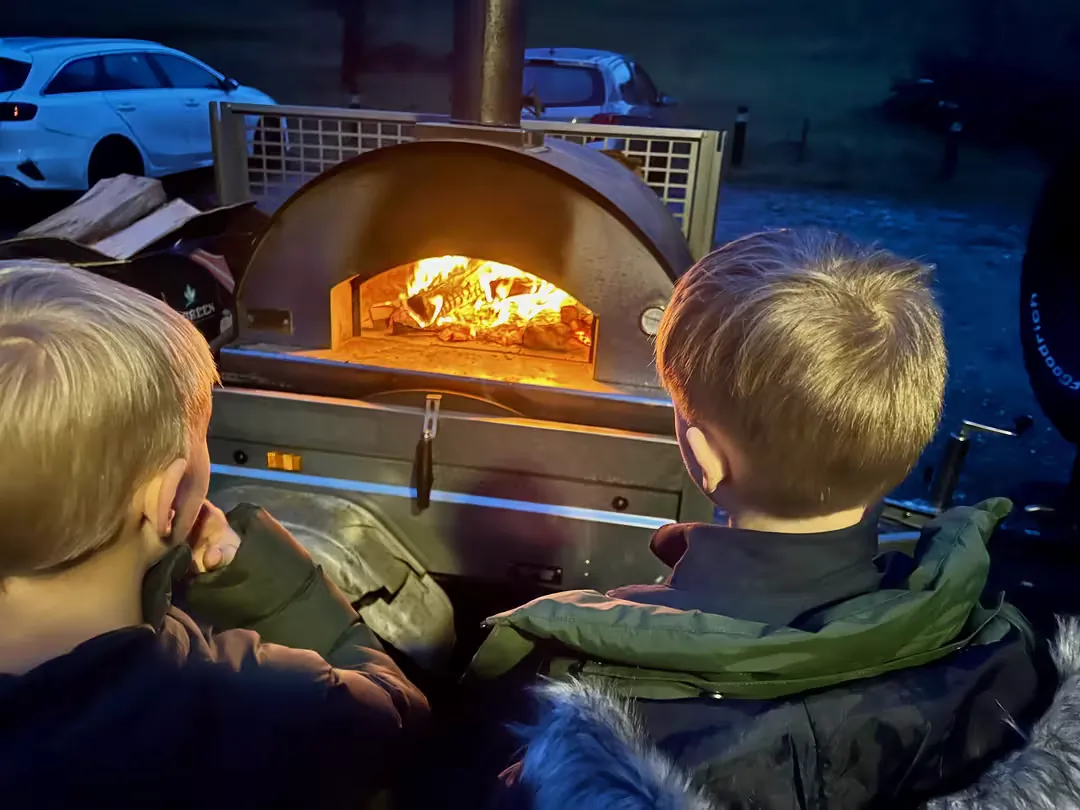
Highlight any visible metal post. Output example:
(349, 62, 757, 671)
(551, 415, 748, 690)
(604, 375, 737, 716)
(797, 117, 810, 163)
(686, 129, 725, 260)
(731, 105, 749, 167)
(210, 102, 253, 206)
(940, 119, 962, 181)
(928, 431, 970, 510)
(451, 0, 526, 127)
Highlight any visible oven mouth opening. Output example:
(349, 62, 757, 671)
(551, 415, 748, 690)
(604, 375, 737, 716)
(326, 256, 601, 389)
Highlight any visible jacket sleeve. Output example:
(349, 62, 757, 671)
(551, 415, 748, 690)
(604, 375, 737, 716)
(181, 502, 429, 728)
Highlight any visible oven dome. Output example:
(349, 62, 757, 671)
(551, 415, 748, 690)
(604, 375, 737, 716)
(236, 135, 693, 390)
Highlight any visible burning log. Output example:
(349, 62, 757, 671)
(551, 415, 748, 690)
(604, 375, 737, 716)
(437, 325, 472, 342)
(390, 320, 432, 337)
(365, 256, 595, 354)
(523, 322, 573, 352)
(405, 263, 485, 325)
(405, 261, 537, 326)
(369, 302, 396, 329)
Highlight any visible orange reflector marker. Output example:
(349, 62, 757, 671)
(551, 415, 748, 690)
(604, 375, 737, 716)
(266, 451, 303, 472)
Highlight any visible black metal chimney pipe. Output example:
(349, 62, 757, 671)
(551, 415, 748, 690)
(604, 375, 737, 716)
(451, 0, 526, 127)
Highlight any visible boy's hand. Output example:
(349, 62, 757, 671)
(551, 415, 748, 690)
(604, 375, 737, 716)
(188, 500, 243, 574)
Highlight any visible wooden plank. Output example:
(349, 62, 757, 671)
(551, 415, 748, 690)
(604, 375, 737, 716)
(20, 175, 167, 244)
(91, 198, 202, 260)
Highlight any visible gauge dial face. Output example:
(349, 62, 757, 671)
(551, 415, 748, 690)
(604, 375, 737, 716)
(640, 306, 665, 336)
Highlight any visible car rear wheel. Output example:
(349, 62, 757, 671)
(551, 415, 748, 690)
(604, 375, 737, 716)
(87, 137, 145, 188)
(1020, 152, 1080, 445)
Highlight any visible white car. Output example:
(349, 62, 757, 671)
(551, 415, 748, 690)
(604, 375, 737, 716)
(521, 48, 676, 126)
(0, 38, 275, 193)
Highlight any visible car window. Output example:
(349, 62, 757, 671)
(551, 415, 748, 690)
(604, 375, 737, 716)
(0, 57, 32, 93)
(151, 54, 221, 90)
(610, 60, 633, 102)
(631, 63, 661, 105)
(44, 57, 104, 94)
(101, 53, 164, 91)
(522, 64, 605, 108)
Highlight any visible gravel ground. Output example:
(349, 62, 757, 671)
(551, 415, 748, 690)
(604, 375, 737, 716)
(713, 184, 1074, 504)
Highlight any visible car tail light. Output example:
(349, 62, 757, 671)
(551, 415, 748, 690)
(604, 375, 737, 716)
(590, 113, 622, 125)
(0, 102, 38, 121)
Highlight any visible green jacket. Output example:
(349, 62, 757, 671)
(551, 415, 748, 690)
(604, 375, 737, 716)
(470, 498, 1033, 700)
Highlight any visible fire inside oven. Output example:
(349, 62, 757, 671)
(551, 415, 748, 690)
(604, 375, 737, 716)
(329, 255, 600, 388)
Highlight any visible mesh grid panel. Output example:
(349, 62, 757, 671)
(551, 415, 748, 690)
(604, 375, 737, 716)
(537, 131, 696, 230)
(242, 112, 701, 237)
(247, 115, 418, 209)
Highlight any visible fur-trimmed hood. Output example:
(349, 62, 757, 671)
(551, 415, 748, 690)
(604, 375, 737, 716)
(510, 679, 716, 810)
(511, 620, 1080, 810)
(925, 618, 1080, 810)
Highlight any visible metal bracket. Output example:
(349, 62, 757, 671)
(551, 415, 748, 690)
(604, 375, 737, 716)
(415, 394, 443, 511)
(423, 393, 442, 440)
(414, 120, 546, 150)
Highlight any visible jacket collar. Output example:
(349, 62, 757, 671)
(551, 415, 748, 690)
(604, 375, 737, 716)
(471, 500, 1018, 694)
(651, 513, 882, 625)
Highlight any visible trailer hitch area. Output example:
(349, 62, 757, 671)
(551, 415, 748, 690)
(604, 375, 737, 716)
(413, 394, 442, 512)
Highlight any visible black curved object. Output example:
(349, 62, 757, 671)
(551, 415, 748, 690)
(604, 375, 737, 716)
(1020, 154, 1080, 445)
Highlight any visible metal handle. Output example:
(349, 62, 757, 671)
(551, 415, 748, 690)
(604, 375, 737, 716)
(928, 432, 970, 510)
(116, 104, 136, 112)
(927, 415, 1034, 510)
(414, 394, 442, 511)
(185, 100, 201, 107)
(415, 435, 434, 510)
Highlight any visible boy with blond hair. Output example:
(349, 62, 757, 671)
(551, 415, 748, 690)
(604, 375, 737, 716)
(473, 231, 1046, 810)
(0, 261, 428, 809)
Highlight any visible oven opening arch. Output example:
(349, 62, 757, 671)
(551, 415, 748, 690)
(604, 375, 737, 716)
(331, 255, 599, 389)
(235, 138, 693, 390)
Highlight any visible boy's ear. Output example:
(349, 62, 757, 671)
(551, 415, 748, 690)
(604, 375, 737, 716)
(140, 459, 189, 539)
(686, 426, 727, 494)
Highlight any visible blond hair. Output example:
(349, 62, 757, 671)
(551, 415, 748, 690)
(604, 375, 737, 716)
(656, 230, 946, 518)
(0, 261, 219, 577)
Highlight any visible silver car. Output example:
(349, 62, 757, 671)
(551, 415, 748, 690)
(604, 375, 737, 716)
(521, 48, 676, 125)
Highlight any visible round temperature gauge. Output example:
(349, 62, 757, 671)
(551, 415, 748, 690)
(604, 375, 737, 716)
(639, 306, 665, 336)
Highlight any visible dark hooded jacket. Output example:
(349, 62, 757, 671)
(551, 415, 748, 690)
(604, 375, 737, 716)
(480, 500, 1046, 810)
(504, 618, 1080, 810)
(0, 504, 429, 810)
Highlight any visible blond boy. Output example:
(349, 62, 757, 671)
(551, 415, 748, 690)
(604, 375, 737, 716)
(0, 261, 427, 809)
(478, 231, 1042, 810)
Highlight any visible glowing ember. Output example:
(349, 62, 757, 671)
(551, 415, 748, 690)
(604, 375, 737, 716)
(371, 256, 594, 353)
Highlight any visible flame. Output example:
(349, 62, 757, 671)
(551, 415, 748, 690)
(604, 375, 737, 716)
(399, 256, 593, 348)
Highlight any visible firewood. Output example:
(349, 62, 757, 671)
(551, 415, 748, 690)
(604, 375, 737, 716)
(486, 324, 525, 347)
(369, 302, 396, 328)
(407, 264, 534, 325)
(523, 322, 572, 352)
(437, 326, 472, 342)
(495, 278, 535, 299)
(390, 320, 435, 337)
(91, 198, 201, 260)
(406, 264, 485, 325)
(20, 174, 167, 245)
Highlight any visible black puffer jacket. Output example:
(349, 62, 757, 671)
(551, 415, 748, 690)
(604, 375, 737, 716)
(503, 621, 1080, 810)
(0, 505, 428, 809)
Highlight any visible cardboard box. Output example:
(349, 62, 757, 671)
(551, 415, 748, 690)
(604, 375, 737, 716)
(0, 190, 256, 350)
